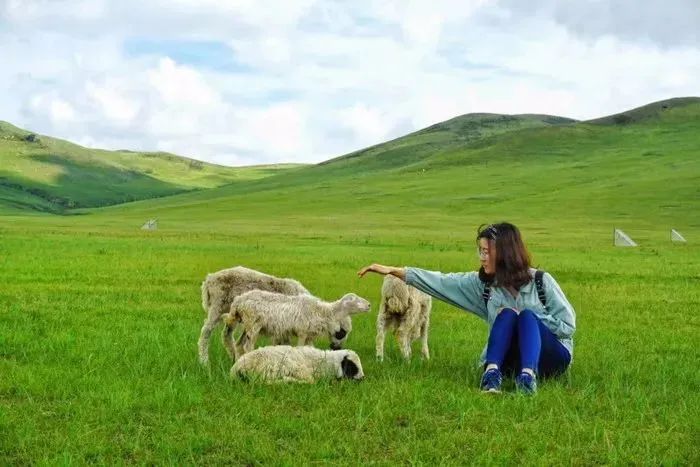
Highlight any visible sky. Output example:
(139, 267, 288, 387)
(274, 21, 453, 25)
(1, 0, 699, 166)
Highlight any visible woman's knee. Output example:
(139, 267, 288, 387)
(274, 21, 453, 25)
(498, 307, 518, 317)
(518, 308, 537, 319)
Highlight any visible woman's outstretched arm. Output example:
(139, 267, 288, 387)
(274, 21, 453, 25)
(358, 263, 487, 320)
(357, 264, 406, 281)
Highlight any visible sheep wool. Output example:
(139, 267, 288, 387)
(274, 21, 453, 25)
(198, 266, 310, 365)
(231, 345, 365, 384)
(223, 290, 370, 359)
(376, 274, 432, 361)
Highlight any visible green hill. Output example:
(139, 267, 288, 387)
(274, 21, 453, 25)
(2, 97, 698, 228)
(319, 113, 577, 170)
(0, 121, 305, 213)
(71, 97, 699, 238)
(586, 96, 700, 125)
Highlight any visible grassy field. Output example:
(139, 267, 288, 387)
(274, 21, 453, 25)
(1, 99, 699, 464)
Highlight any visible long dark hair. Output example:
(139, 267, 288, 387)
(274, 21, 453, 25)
(477, 222, 532, 289)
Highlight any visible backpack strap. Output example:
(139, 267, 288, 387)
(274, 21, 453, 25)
(534, 270, 546, 307)
(482, 282, 491, 309)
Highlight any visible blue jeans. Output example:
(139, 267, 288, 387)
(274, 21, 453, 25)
(485, 308, 571, 377)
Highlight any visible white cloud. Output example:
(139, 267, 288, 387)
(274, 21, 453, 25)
(86, 81, 140, 124)
(49, 99, 76, 123)
(498, 0, 700, 48)
(1, 0, 699, 166)
(339, 103, 392, 145)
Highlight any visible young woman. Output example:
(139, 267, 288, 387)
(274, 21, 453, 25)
(357, 222, 576, 395)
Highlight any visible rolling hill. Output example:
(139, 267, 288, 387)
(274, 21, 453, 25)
(0, 121, 305, 213)
(2, 97, 699, 231)
(319, 113, 576, 169)
(57, 96, 697, 241)
(586, 96, 700, 125)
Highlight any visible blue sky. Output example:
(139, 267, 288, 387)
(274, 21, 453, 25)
(124, 39, 252, 73)
(1, 0, 699, 166)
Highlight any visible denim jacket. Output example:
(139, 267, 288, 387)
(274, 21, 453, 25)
(405, 267, 576, 363)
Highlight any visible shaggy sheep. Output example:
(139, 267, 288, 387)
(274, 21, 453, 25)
(221, 290, 370, 359)
(230, 345, 365, 383)
(376, 274, 432, 361)
(198, 266, 311, 365)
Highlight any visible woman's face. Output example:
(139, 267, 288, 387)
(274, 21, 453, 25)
(478, 238, 496, 274)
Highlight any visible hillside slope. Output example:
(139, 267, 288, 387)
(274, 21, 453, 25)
(319, 113, 576, 170)
(0, 121, 304, 213)
(75, 98, 699, 237)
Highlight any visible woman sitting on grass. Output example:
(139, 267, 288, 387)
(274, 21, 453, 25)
(358, 222, 576, 395)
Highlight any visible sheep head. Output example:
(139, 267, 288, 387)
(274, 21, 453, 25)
(336, 350, 364, 380)
(329, 315, 352, 350)
(336, 293, 370, 315)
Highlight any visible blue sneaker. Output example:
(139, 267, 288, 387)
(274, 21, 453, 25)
(480, 368, 502, 393)
(515, 371, 537, 395)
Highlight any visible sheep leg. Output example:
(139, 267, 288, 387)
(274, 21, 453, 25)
(396, 307, 415, 361)
(375, 305, 387, 361)
(420, 313, 430, 360)
(243, 332, 258, 354)
(296, 333, 308, 346)
(272, 336, 291, 345)
(221, 316, 237, 361)
(197, 315, 220, 365)
(397, 327, 413, 360)
(241, 327, 260, 355)
(233, 333, 246, 359)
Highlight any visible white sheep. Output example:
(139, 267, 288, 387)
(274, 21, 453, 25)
(221, 290, 370, 359)
(230, 345, 365, 383)
(198, 266, 311, 365)
(376, 274, 432, 361)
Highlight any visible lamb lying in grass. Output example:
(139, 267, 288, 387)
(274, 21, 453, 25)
(198, 266, 311, 365)
(230, 345, 365, 383)
(222, 290, 370, 359)
(376, 274, 432, 361)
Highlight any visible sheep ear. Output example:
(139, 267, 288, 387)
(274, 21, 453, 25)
(336, 295, 352, 313)
(341, 356, 359, 378)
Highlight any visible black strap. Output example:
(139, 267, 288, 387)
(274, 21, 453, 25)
(482, 282, 491, 308)
(481, 270, 547, 309)
(535, 270, 546, 307)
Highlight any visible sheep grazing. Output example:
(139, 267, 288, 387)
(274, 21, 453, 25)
(198, 266, 311, 365)
(221, 290, 370, 359)
(231, 345, 365, 384)
(376, 274, 432, 361)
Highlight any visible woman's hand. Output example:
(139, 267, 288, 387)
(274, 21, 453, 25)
(357, 264, 405, 281)
(357, 264, 390, 277)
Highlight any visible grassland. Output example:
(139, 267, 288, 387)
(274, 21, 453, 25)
(1, 98, 698, 464)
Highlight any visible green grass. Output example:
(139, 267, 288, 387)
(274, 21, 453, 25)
(0, 121, 305, 213)
(1, 98, 699, 464)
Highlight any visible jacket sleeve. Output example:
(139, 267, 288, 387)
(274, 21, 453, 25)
(542, 272, 576, 338)
(404, 267, 488, 321)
